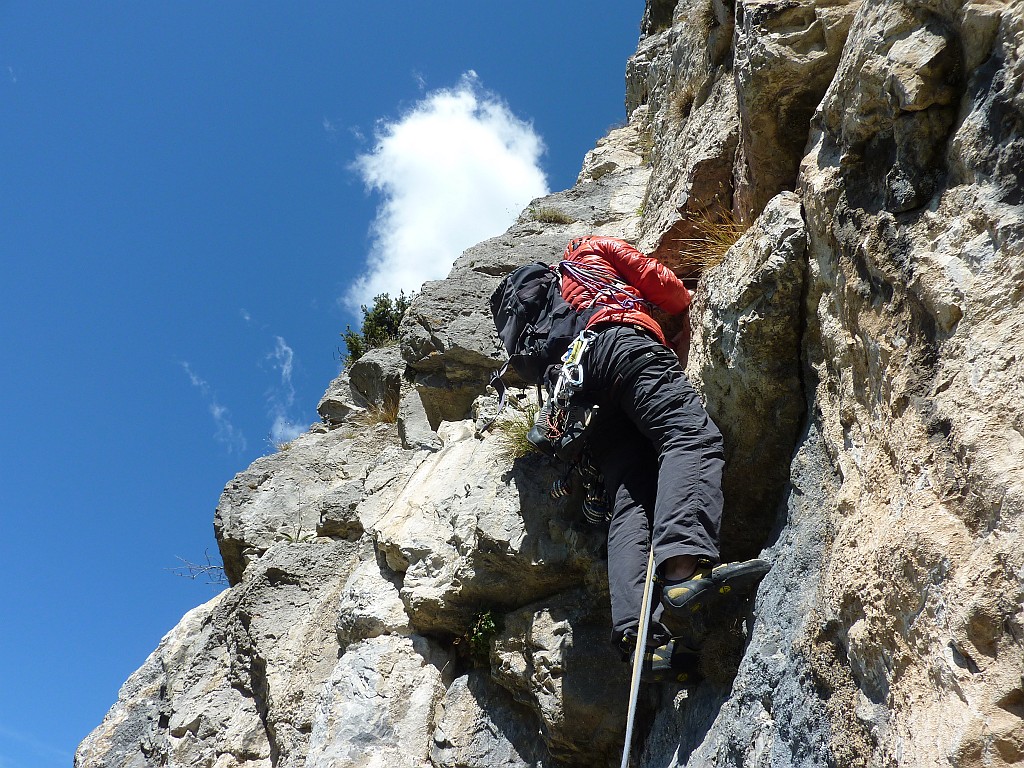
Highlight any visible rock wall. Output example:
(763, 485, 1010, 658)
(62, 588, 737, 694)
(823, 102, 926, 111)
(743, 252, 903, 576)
(78, 2, 1024, 767)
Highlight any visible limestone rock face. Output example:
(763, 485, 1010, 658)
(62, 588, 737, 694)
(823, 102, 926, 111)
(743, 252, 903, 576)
(430, 672, 548, 768)
(491, 590, 628, 765)
(368, 419, 588, 635)
(306, 634, 447, 768)
(81, 3, 1024, 768)
(689, 191, 808, 560)
(732, 0, 859, 218)
(77, 542, 362, 768)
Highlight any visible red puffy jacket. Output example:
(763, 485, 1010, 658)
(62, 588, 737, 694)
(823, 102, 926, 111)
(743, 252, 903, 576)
(559, 236, 691, 345)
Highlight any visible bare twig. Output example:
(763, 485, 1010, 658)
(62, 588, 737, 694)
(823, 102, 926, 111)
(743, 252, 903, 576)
(168, 549, 228, 586)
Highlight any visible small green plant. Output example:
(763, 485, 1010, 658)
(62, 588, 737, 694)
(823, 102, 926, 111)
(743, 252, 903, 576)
(530, 206, 575, 225)
(468, 609, 499, 659)
(493, 402, 540, 461)
(275, 524, 316, 543)
(342, 291, 414, 365)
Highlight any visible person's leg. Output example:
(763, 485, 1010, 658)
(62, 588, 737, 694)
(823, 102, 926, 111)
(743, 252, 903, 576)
(594, 425, 676, 652)
(585, 326, 766, 637)
(610, 332, 725, 573)
(582, 331, 675, 651)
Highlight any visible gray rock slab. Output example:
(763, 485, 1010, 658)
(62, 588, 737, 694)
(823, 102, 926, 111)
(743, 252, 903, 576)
(77, 541, 362, 768)
(306, 634, 448, 768)
(431, 671, 550, 768)
(689, 191, 808, 560)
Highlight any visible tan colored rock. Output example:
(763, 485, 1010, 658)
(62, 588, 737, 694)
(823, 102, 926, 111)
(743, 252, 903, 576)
(788, 2, 1024, 764)
(577, 123, 645, 183)
(689, 190, 808, 559)
(733, 0, 859, 219)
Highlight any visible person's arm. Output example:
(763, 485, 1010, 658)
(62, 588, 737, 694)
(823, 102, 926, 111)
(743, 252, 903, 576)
(592, 238, 691, 314)
(670, 305, 691, 367)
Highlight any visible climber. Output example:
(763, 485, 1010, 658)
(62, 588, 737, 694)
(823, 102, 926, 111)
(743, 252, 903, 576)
(555, 235, 769, 675)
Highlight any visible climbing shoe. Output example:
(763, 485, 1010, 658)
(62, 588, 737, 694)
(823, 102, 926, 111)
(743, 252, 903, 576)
(633, 638, 703, 686)
(662, 558, 771, 617)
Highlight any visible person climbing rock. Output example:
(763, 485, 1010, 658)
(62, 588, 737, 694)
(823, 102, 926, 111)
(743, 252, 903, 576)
(555, 235, 769, 675)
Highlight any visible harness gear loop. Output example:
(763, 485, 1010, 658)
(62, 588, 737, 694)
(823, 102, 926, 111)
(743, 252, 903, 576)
(551, 329, 596, 404)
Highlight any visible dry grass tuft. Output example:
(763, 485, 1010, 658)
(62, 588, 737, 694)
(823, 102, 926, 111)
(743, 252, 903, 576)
(353, 393, 400, 426)
(671, 82, 698, 122)
(669, 199, 750, 275)
(493, 403, 540, 461)
(530, 206, 575, 225)
(696, 0, 717, 36)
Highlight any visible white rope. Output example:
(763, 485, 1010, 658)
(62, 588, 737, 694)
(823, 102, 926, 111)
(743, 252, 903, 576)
(620, 546, 657, 768)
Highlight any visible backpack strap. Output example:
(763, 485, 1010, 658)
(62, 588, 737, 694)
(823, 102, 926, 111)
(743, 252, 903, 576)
(477, 359, 511, 436)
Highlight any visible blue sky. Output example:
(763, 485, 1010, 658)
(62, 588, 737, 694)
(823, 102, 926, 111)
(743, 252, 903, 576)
(0, 3, 641, 766)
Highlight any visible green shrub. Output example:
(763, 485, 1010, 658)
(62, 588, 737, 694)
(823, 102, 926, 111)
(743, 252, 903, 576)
(342, 291, 413, 365)
(468, 610, 499, 659)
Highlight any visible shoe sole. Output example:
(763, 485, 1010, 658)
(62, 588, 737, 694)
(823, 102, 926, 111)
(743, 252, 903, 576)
(663, 559, 771, 616)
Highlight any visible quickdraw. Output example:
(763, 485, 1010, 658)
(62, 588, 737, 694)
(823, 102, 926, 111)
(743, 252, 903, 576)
(550, 328, 596, 403)
(527, 329, 600, 463)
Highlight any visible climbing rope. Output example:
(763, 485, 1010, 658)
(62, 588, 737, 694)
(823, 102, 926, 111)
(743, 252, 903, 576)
(558, 260, 654, 313)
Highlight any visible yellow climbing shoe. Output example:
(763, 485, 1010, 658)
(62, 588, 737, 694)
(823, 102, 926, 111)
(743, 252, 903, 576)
(662, 558, 771, 616)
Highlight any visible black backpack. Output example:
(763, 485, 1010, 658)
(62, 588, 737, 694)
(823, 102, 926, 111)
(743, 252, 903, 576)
(489, 262, 596, 386)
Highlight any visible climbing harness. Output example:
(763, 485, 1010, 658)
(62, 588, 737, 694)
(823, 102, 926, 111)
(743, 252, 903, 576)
(526, 329, 599, 462)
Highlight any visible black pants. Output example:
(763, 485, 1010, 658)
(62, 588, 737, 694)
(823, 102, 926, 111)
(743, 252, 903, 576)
(583, 325, 725, 649)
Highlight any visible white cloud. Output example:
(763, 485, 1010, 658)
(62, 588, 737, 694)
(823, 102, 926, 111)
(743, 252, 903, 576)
(266, 337, 305, 445)
(180, 362, 247, 453)
(344, 71, 549, 312)
(270, 336, 294, 389)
